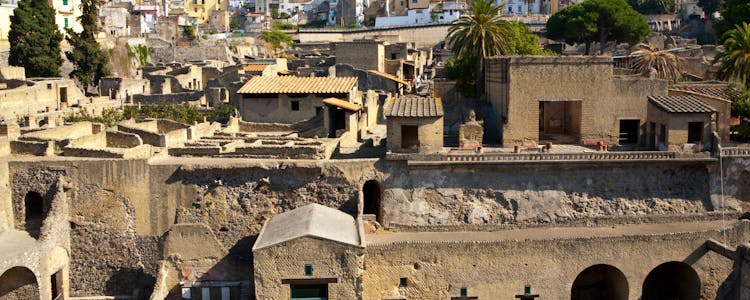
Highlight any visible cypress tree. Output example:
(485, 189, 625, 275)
(66, 0, 109, 91)
(8, 0, 64, 78)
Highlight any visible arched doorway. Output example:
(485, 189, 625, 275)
(571, 264, 628, 300)
(642, 261, 700, 300)
(363, 180, 382, 223)
(24, 191, 46, 239)
(0, 267, 39, 299)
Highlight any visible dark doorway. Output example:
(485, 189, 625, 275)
(539, 100, 582, 143)
(0, 267, 39, 299)
(363, 180, 382, 223)
(619, 119, 640, 144)
(328, 107, 346, 138)
(688, 122, 703, 143)
(401, 125, 418, 149)
(51, 270, 63, 299)
(642, 261, 700, 300)
(291, 284, 328, 300)
(24, 191, 47, 239)
(571, 264, 628, 300)
(59, 87, 68, 103)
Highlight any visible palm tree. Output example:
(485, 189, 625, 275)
(447, 0, 512, 97)
(715, 22, 750, 87)
(628, 43, 684, 82)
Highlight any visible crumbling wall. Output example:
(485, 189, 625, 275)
(383, 160, 715, 227)
(106, 131, 143, 148)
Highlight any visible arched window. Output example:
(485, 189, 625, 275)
(571, 264, 628, 300)
(642, 261, 700, 300)
(0, 267, 38, 298)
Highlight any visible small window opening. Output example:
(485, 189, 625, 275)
(460, 287, 467, 297)
(399, 277, 408, 287)
(304, 264, 313, 276)
(291, 100, 300, 111)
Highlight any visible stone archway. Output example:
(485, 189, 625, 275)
(0, 266, 39, 299)
(571, 264, 628, 300)
(642, 261, 700, 300)
(363, 180, 382, 223)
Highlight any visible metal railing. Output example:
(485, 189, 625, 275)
(721, 147, 750, 157)
(442, 151, 677, 162)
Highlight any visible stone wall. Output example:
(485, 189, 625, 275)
(383, 160, 715, 227)
(363, 221, 750, 300)
(149, 46, 233, 64)
(254, 237, 364, 300)
(386, 116, 443, 153)
(106, 131, 143, 148)
(6, 158, 381, 296)
(132, 91, 206, 106)
(334, 41, 385, 72)
(297, 23, 449, 48)
(485, 56, 668, 146)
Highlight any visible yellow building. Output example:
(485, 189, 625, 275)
(50, 0, 83, 34)
(184, 0, 229, 25)
(0, 5, 14, 40)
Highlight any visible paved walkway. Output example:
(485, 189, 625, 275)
(366, 219, 737, 245)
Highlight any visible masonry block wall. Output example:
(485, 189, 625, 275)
(485, 56, 668, 146)
(254, 237, 364, 300)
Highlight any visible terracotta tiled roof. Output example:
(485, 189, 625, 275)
(385, 95, 443, 117)
(243, 64, 270, 72)
(669, 82, 741, 102)
(369, 70, 409, 85)
(237, 76, 357, 94)
(648, 95, 716, 113)
(323, 98, 361, 111)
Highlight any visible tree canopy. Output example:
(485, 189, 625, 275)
(629, 43, 684, 82)
(8, 0, 63, 77)
(446, 21, 552, 97)
(546, 0, 650, 54)
(446, 0, 514, 97)
(698, 0, 723, 19)
(66, 0, 110, 91)
(714, 0, 750, 40)
(628, 0, 676, 14)
(714, 22, 750, 87)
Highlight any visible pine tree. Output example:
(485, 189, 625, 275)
(66, 0, 110, 91)
(8, 0, 64, 78)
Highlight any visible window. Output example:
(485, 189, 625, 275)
(291, 100, 300, 111)
(411, 0, 416, 3)
(202, 0, 205, 4)
(193, 0, 197, 4)
(401, 125, 419, 149)
(460, 287, 467, 297)
(399, 277, 408, 287)
(62, 0, 67, 5)
(400, 1, 404, 5)
(64, 18, 69, 28)
(688, 122, 703, 143)
(304, 264, 313, 276)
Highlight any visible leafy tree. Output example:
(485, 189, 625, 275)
(546, 0, 650, 54)
(628, 43, 683, 82)
(66, 0, 110, 91)
(507, 22, 555, 55)
(628, 0, 676, 14)
(446, 22, 554, 97)
(184, 26, 197, 40)
(261, 29, 292, 55)
(8, 0, 63, 77)
(230, 18, 240, 29)
(698, 0, 723, 19)
(447, 0, 513, 97)
(714, 23, 750, 87)
(714, 0, 750, 40)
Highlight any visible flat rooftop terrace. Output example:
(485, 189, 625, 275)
(366, 219, 737, 246)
